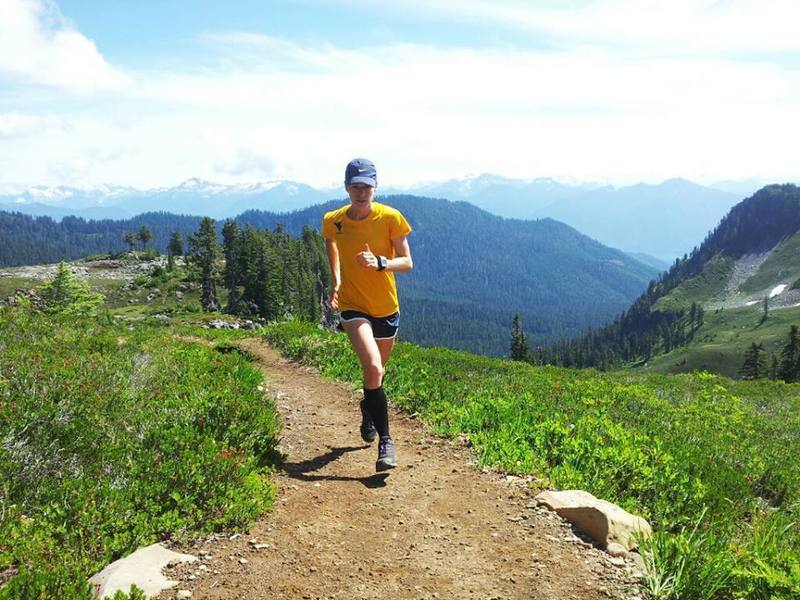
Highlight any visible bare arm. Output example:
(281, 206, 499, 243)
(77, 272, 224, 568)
(388, 235, 413, 272)
(325, 238, 341, 309)
(355, 236, 413, 272)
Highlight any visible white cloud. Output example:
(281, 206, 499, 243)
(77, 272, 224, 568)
(331, 0, 800, 56)
(0, 112, 63, 139)
(0, 0, 129, 92)
(118, 33, 798, 186)
(1, 2, 799, 189)
(213, 148, 279, 178)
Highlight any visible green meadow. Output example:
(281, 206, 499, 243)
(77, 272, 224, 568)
(647, 304, 800, 378)
(265, 319, 800, 600)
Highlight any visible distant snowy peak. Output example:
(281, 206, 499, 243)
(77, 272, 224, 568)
(398, 174, 610, 198)
(456, 173, 523, 191)
(8, 175, 723, 206)
(163, 179, 316, 197)
(3, 179, 327, 203)
(17, 185, 136, 205)
(167, 178, 234, 195)
(27, 186, 76, 201)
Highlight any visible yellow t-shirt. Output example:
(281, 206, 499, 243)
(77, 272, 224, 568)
(322, 202, 412, 317)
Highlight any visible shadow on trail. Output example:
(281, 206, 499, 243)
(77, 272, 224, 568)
(282, 445, 390, 488)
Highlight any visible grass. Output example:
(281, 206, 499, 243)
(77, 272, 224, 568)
(1, 260, 209, 315)
(0, 277, 40, 299)
(739, 231, 800, 295)
(646, 303, 800, 377)
(264, 318, 800, 600)
(0, 308, 281, 598)
(653, 255, 735, 312)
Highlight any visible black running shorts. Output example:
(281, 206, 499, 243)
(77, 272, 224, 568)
(337, 310, 400, 340)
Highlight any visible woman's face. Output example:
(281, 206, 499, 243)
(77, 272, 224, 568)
(347, 183, 375, 207)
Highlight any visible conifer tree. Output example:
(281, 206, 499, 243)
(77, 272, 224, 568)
(188, 217, 220, 312)
(778, 325, 800, 382)
(534, 346, 545, 366)
(168, 231, 184, 257)
(237, 226, 264, 317)
(37, 262, 104, 316)
(253, 251, 281, 320)
(222, 220, 242, 314)
(510, 313, 530, 361)
(740, 342, 765, 380)
(769, 352, 779, 380)
(123, 231, 137, 252)
(138, 225, 153, 250)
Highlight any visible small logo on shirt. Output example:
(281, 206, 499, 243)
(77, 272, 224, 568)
(334, 221, 343, 233)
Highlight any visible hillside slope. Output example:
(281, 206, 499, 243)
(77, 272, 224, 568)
(548, 184, 800, 374)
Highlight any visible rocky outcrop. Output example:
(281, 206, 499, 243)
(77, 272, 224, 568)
(88, 543, 196, 599)
(206, 318, 261, 330)
(1, 288, 44, 309)
(535, 490, 652, 550)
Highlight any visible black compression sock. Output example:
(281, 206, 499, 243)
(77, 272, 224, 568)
(363, 385, 390, 438)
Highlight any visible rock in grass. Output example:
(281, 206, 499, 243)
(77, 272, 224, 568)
(606, 542, 629, 558)
(629, 551, 647, 578)
(88, 543, 197, 599)
(535, 490, 651, 550)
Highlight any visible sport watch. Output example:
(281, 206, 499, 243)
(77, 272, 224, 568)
(376, 255, 388, 271)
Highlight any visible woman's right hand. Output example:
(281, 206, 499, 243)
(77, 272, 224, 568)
(329, 284, 340, 310)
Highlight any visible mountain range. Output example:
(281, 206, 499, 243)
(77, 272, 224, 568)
(0, 195, 658, 355)
(0, 179, 335, 221)
(1, 175, 781, 262)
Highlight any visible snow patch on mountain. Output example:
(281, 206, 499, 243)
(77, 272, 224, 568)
(770, 284, 788, 298)
(28, 186, 75, 201)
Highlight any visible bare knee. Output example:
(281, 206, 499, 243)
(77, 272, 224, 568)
(364, 362, 384, 388)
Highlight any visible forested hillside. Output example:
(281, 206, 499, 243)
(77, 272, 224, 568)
(1, 196, 657, 355)
(0, 211, 202, 267)
(547, 184, 800, 369)
(234, 195, 657, 353)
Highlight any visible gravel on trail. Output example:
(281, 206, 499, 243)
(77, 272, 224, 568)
(157, 338, 640, 600)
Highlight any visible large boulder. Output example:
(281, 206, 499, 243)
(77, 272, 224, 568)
(535, 490, 651, 550)
(88, 543, 196, 598)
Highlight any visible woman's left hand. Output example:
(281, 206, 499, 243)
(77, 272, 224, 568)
(356, 243, 378, 269)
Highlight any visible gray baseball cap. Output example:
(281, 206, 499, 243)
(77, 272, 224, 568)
(345, 157, 377, 187)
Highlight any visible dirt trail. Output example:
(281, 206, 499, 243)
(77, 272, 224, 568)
(158, 338, 636, 600)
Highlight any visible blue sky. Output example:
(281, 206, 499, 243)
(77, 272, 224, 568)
(55, 1, 553, 60)
(1, 0, 799, 191)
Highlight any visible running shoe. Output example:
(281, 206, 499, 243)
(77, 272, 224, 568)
(359, 399, 377, 443)
(376, 436, 397, 471)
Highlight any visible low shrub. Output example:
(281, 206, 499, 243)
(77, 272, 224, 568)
(0, 308, 281, 596)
